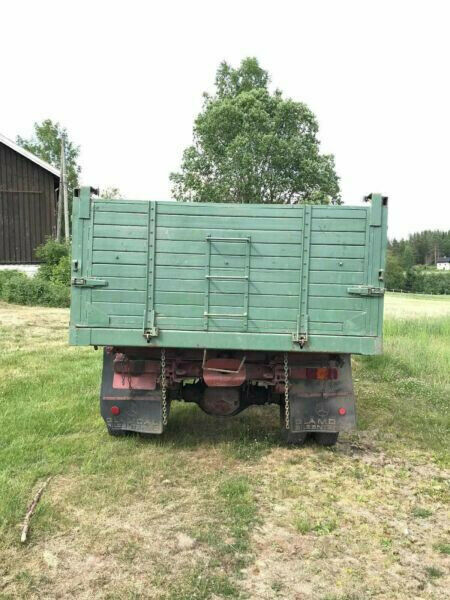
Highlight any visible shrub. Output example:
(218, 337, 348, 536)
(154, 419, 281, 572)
(35, 238, 70, 285)
(0, 271, 69, 308)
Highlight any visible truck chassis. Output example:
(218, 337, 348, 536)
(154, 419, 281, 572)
(100, 347, 356, 445)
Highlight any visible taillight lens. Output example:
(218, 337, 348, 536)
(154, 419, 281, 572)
(306, 367, 338, 380)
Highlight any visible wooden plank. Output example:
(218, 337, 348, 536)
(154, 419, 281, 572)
(109, 316, 143, 328)
(312, 218, 367, 232)
(156, 252, 301, 270)
(308, 308, 365, 322)
(155, 278, 300, 296)
(154, 266, 301, 283)
(312, 206, 367, 219)
(93, 237, 147, 252)
(156, 214, 303, 230)
(158, 202, 303, 218)
(156, 226, 302, 244)
(156, 239, 302, 257)
(91, 302, 145, 316)
(92, 250, 147, 265)
(309, 296, 364, 310)
(92, 289, 146, 303)
(310, 231, 366, 245)
(310, 245, 365, 259)
(309, 271, 364, 285)
(90, 277, 147, 291)
(309, 284, 352, 296)
(154, 291, 300, 309)
(94, 211, 148, 226)
(92, 264, 147, 277)
(309, 258, 364, 271)
(155, 303, 299, 321)
(94, 224, 148, 239)
(309, 322, 343, 333)
(155, 316, 296, 332)
(94, 201, 148, 213)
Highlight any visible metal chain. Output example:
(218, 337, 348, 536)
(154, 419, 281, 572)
(161, 349, 168, 426)
(284, 352, 290, 429)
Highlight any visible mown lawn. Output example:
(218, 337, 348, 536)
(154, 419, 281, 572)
(0, 295, 449, 599)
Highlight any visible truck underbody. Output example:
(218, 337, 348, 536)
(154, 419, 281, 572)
(100, 347, 356, 445)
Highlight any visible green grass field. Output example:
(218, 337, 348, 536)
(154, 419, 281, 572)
(0, 294, 449, 599)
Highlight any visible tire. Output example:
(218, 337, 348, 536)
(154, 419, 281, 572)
(314, 432, 339, 446)
(107, 426, 130, 437)
(279, 403, 308, 446)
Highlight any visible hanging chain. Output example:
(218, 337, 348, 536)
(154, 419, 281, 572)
(160, 349, 168, 426)
(284, 352, 290, 430)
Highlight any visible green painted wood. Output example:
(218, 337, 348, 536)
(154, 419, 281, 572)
(70, 190, 387, 355)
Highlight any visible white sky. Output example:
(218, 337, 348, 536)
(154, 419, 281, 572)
(1, 0, 449, 239)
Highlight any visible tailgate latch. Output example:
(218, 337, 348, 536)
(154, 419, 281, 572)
(347, 285, 385, 296)
(71, 277, 108, 288)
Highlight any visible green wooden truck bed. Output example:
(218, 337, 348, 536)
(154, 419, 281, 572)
(69, 189, 387, 355)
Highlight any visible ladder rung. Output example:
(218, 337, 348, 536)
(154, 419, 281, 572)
(206, 237, 250, 242)
(205, 275, 248, 280)
(204, 312, 247, 318)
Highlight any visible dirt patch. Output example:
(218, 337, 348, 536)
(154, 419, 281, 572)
(241, 439, 450, 600)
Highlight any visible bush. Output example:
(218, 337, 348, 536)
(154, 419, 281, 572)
(35, 238, 71, 285)
(0, 270, 70, 308)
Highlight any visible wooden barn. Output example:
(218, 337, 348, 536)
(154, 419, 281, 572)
(0, 132, 60, 271)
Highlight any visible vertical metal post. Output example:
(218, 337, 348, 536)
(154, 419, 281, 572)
(62, 134, 69, 241)
(56, 139, 63, 241)
(204, 236, 212, 330)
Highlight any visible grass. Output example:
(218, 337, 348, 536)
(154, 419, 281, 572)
(0, 294, 449, 599)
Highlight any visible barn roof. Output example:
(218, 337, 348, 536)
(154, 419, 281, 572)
(0, 132, 60, 178)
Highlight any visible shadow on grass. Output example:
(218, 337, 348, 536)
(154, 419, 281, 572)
(114, 402, 285, 460)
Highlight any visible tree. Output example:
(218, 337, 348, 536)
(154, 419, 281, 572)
(100, 187, 122, 200)
(17, 119, 81, 200)
(170, 58, 340, 204)
(384, 252, 405, 290)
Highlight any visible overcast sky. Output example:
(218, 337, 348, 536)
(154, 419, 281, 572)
(1, 0, 449, 239)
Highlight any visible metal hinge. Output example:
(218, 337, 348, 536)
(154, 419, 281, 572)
(143, 327, 159, 342)
(71, 277, 108, 288)
(293, 313, 308, 347)
(347, 285, 385, 297)
(292, 332, 308, 348)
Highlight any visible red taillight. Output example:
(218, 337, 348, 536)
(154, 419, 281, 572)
(338, 407, 346, 416)
(111, 405, 120, 415)
(305, 367, 338, 380)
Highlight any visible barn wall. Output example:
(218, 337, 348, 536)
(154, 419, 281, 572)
(0, 142, 58, 263)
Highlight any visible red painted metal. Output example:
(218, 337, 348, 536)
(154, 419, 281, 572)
(203, 358, 246, 387)
(112, 371, 157, 390)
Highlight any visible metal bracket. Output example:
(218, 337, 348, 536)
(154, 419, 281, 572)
(202, 349, 246, 373)
(143, 327, 159, 342)
(71, 277, 108, 288)
(292, 332, 308, 348)
(347, 285, 385, 296)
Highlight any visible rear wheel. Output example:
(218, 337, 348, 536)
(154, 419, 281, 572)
(107, 426, 130, 437)
(314, 432, 339, 446)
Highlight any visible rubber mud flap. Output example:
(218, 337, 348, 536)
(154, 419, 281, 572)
(101, 397, 164, 434)
(289, 394, 356, 433)
(100, 349, 164, 434)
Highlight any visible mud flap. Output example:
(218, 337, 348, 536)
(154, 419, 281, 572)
(100, 349, 164, 434)
(288, 355, 356, 433)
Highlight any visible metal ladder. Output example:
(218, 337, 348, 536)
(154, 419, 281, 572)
(203, 235, 251, 331)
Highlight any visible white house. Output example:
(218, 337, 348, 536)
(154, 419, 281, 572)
(436, 257, 450, 271)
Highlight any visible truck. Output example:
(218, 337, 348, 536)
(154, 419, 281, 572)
(69, 187, 388, 445)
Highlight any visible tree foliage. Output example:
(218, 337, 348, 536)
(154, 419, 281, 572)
(17, 119, 81, 199)
(171, 58, 340, 204)
(100, 187, 122, 200)
(389, 230, 450, 268)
